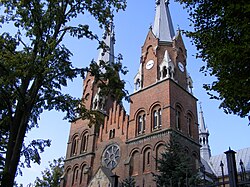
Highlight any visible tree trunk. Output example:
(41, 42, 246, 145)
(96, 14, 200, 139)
(1, 107, 31, 187)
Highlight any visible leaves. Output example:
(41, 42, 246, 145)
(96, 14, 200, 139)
(177, 0, 250, 117)
(32, 157, 64, 187)
(0, 0, 127, 186)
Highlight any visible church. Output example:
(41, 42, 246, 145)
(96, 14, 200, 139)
(60, 0, 201, 186)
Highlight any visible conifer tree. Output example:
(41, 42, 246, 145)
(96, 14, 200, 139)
(121, 176, 136, 187)
(154, 135, 198, 187)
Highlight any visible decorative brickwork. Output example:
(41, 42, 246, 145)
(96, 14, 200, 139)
(61, 1, 200, 187)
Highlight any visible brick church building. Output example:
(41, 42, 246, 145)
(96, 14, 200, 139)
(60, 0, 201, 186)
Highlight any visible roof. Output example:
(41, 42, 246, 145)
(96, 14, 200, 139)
(152, 0, 175, 42)
(96, 24, 115, 66)
(206, 147, 250, 177)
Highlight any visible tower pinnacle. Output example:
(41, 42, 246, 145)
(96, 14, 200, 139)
(199, 103, 211, 161)
(153, 0, 175, 42)
(199, 102, 207, 133)
(96, 23, 115, 66)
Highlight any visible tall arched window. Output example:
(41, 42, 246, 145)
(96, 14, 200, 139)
(143, 148, 152, 172)
(80, 165, 89, 185)
(153, 110, 158, 129)
(72, 166, 79, 185)
(158, 109, 162, 127)
(65, 168, 71, 187)
(156, 144, 165, 171)
(81, 132, 88, 153)
(192, 152, 199, 170)
(71, 136, 78, 156)
(187, 114, 192, 136)
(137, 112, 146, 135)
(152, 107, 162, 130)
(130, 151, 140, 176)
(175, 106, 182, 130)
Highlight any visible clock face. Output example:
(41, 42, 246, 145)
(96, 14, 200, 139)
(102, 144, 120, 170)
(178, 62, 185, 72)
(146, 60, 154, 70)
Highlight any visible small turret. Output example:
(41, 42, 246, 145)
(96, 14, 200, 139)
(199, 103, 211, 161)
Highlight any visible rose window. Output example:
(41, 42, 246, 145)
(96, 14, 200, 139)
(102, 144, 120, 170)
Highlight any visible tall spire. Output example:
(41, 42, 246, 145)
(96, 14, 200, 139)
(91, 23, 116, 112)
(199, 103, 211, 161)
(152, 0, 175, 42)
(199, 103, 207, 133)
(96, 23, 115, 66)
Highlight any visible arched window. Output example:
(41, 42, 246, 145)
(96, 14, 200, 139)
(152, 107, 162, 130)
(175, 106, 182, 130)
(81, 132, 88, 153)
(158, 109, 162, 127)
(192, 152, 199, 170)
(137, 112, 146, 135)
(71, 136, 78, 156)
(80, 165, 89, 185)
(187, 114, 192, 136)
(65, 168, 71, 187)
(156, 144, 165, 171)
(109, 129, 115, 139)
(93, 99, 98, 109)
(84, 93, 90, 100)
(153, 110, 158, 129)
(72, 166, 79, 185)
(143, 148, 152, 172)
(163, 66, 167, 78)
(130, 151, 140, 176)
(135, 79, 141, 90)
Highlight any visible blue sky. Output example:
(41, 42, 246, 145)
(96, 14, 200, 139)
(11, 0, 249, 185)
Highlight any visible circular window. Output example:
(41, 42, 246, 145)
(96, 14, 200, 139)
(102, 144, 120, 170)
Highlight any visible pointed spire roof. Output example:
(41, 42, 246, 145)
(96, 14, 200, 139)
(152, 0, 175, 42)
(199, 103, 208, 133)
(96, 23, 115, 66)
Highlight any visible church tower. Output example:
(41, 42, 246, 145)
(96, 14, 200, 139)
(127, 0, 200, 185)
(61, 1, 200, 187)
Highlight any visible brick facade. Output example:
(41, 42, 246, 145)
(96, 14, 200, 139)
(61, 3, 200, 187)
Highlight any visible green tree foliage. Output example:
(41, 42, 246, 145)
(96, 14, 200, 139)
(121, 176, 136, 187)
(177, 0, 250, 117)
(0, 0, 127, 186)
(153, 136, 198, 187)
(32, 157, 64, 187)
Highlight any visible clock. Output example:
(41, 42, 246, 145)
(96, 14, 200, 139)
(102, 144, 120, 170)
(178, 62, 185, 72)
(146, 60, 154, 70)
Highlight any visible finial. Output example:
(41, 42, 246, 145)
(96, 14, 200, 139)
(165, 0, 170, 5)
(149, 24, 152, 30)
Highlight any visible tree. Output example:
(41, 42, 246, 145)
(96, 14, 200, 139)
(0, 0, 127, 186)
(176, 0, 250, 117)
(32, 157, 64, 187)
(121, 176, 136, 187)
(153, 136, 198, 187)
